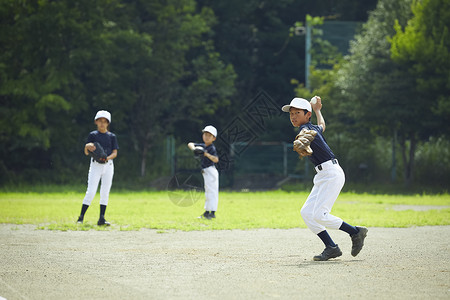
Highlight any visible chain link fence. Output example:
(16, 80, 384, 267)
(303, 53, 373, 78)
(173, 141, 314, 190)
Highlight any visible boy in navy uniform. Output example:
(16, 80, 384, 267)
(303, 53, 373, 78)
(77, 110, 119, 226)
(188, 126, 219, 220)
(281, 97, 368, 261)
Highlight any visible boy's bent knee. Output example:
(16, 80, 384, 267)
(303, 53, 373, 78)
(313, 212, 328, 223)
(300, 208, 313, 222)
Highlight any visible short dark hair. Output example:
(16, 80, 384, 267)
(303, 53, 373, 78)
(304, 109, 311, 121)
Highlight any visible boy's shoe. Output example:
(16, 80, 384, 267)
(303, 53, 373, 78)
(97, 218, 111, 226)
(76, 216, 83, 224)
(351, 226, 368, 257)
(313, 245, 342, 261)
(197, 211, 211, 220)
(209, 211, 216, 219)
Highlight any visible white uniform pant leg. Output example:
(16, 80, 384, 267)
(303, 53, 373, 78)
(202, 166, 219, 212)
(300, 164, 345, 234)
(99, 161, 114, 206)
(83, 160, 114, 206)
(83, 160, 102, 206)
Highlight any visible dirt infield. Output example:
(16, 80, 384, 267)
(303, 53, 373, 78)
(0, 225, 449, 300)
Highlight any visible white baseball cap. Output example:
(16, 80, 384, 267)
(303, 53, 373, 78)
(202, 125, 217, 137)
(281, 98, 311, 112)
(94, 110, 111, 123)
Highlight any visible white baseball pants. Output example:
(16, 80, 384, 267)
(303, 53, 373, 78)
(83, 159, 114, 206)
(202, 166, 219, 212)
(300, 159, 345, 234)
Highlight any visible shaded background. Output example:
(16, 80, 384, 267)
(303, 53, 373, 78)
(1, 0, 448, 192)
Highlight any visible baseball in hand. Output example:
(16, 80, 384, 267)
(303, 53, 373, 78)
(310, 96, 317, 104)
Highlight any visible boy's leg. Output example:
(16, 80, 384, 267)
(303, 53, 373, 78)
(77, 204, 89, 223)
(99, 161, 114, 207)
(78, 161, 102, 223)
(301, 165, 345, 261)
(202, 166, 219, 213)
(200, 170, 209, 217)
(341, 224, 368, 257)
(97, 204, 110, 226)
(98, 162, 114, 226)
(309, 166, 345, 230)
(199, 169, 211, 219)
(339, 221, 368, 257)
(339, 222, 358, 235)
(301, 179, 341, 260)
(300, 184, 323, 233)
(83, 161, 102, 206)
(300, 175, 344, 234)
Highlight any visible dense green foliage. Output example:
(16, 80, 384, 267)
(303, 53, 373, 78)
(292, 0, 450, 188)
(1, 0, 448, 190)
(0, 0, 237, 183)
(390, 0, 450, 134)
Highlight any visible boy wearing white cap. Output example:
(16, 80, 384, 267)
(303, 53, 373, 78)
(281, 97, 368, 261)
(77, 110, 119, 226)
(187, 125, 219, 219)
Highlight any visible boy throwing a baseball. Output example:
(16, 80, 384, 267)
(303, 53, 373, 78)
(282, 96, 368, 261)
(187, 125, 219, 220)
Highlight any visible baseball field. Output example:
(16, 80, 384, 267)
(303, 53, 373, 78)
(0, 190, 449, 299)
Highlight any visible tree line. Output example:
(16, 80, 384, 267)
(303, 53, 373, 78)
(1, 0, 448, 189)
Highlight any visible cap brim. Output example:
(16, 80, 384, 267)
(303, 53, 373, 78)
(281, 105, 291, 112)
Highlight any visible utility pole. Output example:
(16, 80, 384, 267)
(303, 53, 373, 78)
(305, 20, 312, 90)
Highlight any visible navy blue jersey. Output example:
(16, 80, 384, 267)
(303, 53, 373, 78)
(87, 131, 119, 156)
(299, 122, 335, 166)
(194, 143, 217, 169)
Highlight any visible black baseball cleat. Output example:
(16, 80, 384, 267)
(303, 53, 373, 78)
(197, 211, 211, 220)
(76, 216, 83, 224)
(97, 218, 111, 226)
(351, 226, 368, 257)
(313, 245, 342, 261)
(209, 211, 216, 219)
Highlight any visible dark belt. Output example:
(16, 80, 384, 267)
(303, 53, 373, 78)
(317, 159, 337, 171)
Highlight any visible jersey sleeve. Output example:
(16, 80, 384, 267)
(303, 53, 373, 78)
(194, 143, 206, 148)
(208, 145, 218, 157)
(313, 124, 323, 134)
(111, 133, 119, 150)
(86, 131, 96, 143)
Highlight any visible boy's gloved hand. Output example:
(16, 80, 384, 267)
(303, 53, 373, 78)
(88, 142, 108, 163)
(293, 128, 317, 158)
(193, 146, 205, 157)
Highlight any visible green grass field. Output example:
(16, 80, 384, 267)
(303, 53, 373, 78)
(0, 190, 449, 231)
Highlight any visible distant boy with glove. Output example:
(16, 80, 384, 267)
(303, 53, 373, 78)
(187, 125, 219, 220)
(77, 110, 119, 226)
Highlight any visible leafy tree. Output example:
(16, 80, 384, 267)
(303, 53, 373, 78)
(335, 0, 423, 186)
(196, 0, 308, 143)
(390, 0, 450, 136)
(290, 16, 361, 177)
(195, 0, 378, 146)
(0, 0, 125, 180)
(120, 0, 236, 177)
(0, 0, 390, 186)
(0, 0, 236, 182)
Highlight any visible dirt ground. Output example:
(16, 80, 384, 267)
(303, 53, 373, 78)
(0, 225, 449, 300)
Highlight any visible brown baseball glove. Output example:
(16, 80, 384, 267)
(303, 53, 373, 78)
(293, 128, 317, 158)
